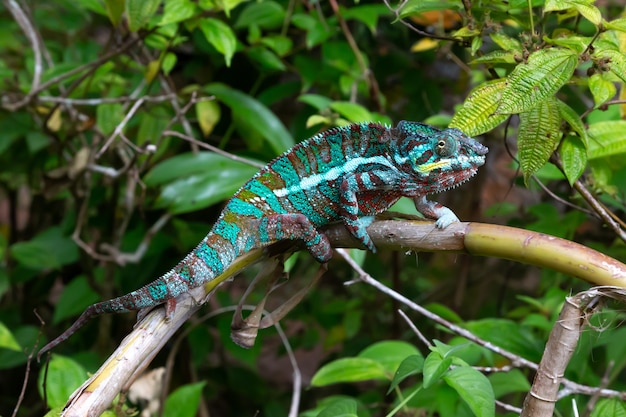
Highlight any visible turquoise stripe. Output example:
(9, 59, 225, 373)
(195, 241, 223, 272)
(228, 197, 264, 217)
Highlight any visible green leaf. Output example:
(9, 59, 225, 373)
(145, 152, 259, 214)
(205, 83, 294, 154)
(247, 46, 286, 72)
(399, 0, 461, 19)
(198, 18, 237, 67)
(159, 0, 197, 26)
(443, 367, 495, 417)
(465, 319, 544, 362)
(591, 398, 626, 417)
(329, 101, 373, 123)
(163, 381, 206, 417)
(52, 276, 100, 324)
(490, 32, 522, 51)
(544, 0, 601, 26)
(587, 121, 626, 159)
(0, 322, 21, 351)
(556, 99, 588, 147)
(298, 94, 333, 110)
(423, 351, 452, 389)
(104, 0, 125, 26)
(311, 358, 388, 386)
(126, 0, 162, 32)
(497, 48, 578, 114)
(471, 50, 517, 65)
(560, 135, 587, 185)
(260, 35, 293, 57)
(358, 340, 420, 375)
(96, 103, 124, 136)
(38, 355, 88, 408)
(343, 4, 388, 34)
(235, 1, 285, 30)
(10, 227, 79, 271)
(488, 369, 531, 398)
(449, 79, 509, 136)
(588, 73, 617, 107)
(605, 17, 626, 33)
(316, 398, 358, 417)
(518, 98, 562, 184)
(196, 99, 221, 137)
(388, 354, 424, 394)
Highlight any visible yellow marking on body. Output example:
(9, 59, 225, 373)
(416, 160, 451, 173)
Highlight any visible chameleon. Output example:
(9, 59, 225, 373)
(38, 121, 488, 359)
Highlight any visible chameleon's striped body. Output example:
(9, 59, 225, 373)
(38, 121, 487, 358)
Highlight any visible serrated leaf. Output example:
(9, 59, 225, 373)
(198, 18, 237, 67)
(311, 358, 388, 386)
(518, 98, 562, 184)
(205, 83, 294, 154)
(560, 135, 587, 184)
(126, 0, 162, 32)
(163, 381, 206, 417)
(471, 50, 517, 64)
(597, 49, 626, 84)
(443, 367, 495, 417)
(588, 73, 617, 107)
(587, 121, 626, 159)
(544, 0, 601, 26)
(497, 48, 578, 114)
(38, 355, 88, 408)
(450, 79, 509, 136)
(556, 99, 588, 146)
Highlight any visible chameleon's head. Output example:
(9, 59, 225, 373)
(395, 121, 488, 194)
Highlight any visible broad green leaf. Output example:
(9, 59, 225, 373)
(126, 0, 162, 32)
(518, 98, 562, 184)
(488, 369, 531, 398)
(544, 0, 601, 26)
(145, 152, 259, 214)
(596, 49, 626, 84)
(560, 135, 587, 185)
(589, 73, 617, 107)
(52, 276, 100, 324)
(544, 34, 591, 54)
(556, 99, 588, 146)
(465, 319, 544, 362)
(388, 354, 424, 394)
(196, 99, 221, 137)
(260, 35, 293, 57)
(38, 355, 88, 408)
(329, 102, 373, 123)
(490, 32, 522, 51)
(317, 398, 358, 417)
(497, 48, 578, 114)
(399, 0, 461, 19)
(471, 50, 517, 65)
(104, 0, 125, 26)
(96, 103, 124, 136)
(159, 0, 197, 26)
(298, 94, 333, 110)
(587, 121, 626, 159)
(234, 1, 285, 30)
(605, 17, 626, 33)
(10, 227, 79, 271)
(443, 367, 495, 417)
(0, 322, 20, 351)
(247, 46, 286, 72)
(423, 351, 452, 389)
(590, 398, 626, 417)
(0, 326, 38, 368)
(311, 358, 388, 386)
(343, 4, 389, 34)
(205, 83, 294, 154)
(358, 340, 420, 375)
(198, 18, 237, 67)
(450, 79, 508, 136)
(163, 381, 206, 417)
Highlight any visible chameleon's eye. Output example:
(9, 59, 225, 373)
(435, 137, 455, 157)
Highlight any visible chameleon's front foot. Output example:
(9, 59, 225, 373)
(414, 195, 460, 229)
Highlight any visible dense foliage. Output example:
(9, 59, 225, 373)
(1, 0, 626, 416)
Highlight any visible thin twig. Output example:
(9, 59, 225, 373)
(37, 94, 178, 106)
(4, 0, 42, 93)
